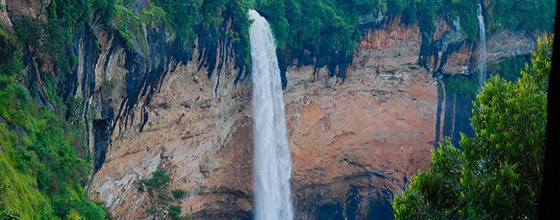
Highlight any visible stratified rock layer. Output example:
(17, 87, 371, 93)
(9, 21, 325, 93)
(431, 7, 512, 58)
(83, 15, 539, 220)
(285, 20, 436, 219)
(0, 2, 542, 219)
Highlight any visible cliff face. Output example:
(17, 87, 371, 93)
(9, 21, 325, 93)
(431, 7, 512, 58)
(85, 18, 436, 219)
(286, 19, 435, 219)
(84, 15, 539, 220)
(87, 32, 255, 219)
(2, 3, 540, 218)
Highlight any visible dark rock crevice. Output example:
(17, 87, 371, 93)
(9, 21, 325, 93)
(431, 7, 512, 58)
(92, 119, 111, 172)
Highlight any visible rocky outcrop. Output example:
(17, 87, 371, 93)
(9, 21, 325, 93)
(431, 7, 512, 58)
(87, 36, 255, 219)
(3, 0, 50, 20)
(1, 0, 13, 29)
(487, 29, 539, 64)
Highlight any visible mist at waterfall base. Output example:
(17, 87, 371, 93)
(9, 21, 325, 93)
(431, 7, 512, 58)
(477, 3, 487, 89)
(249, 9, 295, 220)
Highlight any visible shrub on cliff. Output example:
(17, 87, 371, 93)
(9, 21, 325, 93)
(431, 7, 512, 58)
(393, 36, 551, 219)
(137, 169, 190, 220)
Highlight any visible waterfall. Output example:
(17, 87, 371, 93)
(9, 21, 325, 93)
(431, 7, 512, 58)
(477, 3, 487, 89)
(249, 9, 294, 220)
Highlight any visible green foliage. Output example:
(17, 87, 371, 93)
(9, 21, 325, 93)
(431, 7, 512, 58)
(141, 4, 167, 28)
(444, 72, 480, 96)
(137, 169, 190, 220)
(1, 48, 110, 219)
(386, 0, 480, 40)
(487, 0, 555, 33)
(151, 0, 203, 43)
(488, 55, 530, 82)
(393, 140, 465, 219)
(41, 0, 117, 77)
(95, 0, 119, 24)
(257, 0, 553, 60)
(151, 0, 251, 44)
(149, 0, 251, 70)
(52, 197, 107, 220)
(0, 42, 23, 76)
(137, 170, 171, 195)
(394, 37, 551, 219)
(252, 0, 476, 62)
(256, 0, 380, 57)
(1, 128, 53, 219)
(70, 54, 78, 68)
(0, 204, 21, 220)
(114, 3, 142, 48)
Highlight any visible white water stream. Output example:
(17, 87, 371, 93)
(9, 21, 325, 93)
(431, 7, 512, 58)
(249, 9, 294, 220)
(477, 3, 487, 89)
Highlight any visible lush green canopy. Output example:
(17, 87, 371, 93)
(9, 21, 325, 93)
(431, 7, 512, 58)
(255, 0, 554, 60)
(394, 36, 551, 219)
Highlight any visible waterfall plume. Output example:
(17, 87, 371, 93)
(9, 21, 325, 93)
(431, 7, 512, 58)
(477, 3, 487, 89)
(249, 9, 294, 220)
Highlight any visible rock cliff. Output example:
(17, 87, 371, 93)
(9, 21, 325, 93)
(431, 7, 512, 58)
(83, 15, 539, 219)
(1, 2, 541, 219)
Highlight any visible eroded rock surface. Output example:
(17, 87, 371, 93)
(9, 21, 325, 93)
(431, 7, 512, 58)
(4, 0, 50, 20)
(1, 1, 543, 218)
(83, 15, 539, 220)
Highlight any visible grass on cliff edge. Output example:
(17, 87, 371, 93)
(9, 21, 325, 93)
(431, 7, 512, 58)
(1, 27, 111, 219)
(0, 74, 111, 219)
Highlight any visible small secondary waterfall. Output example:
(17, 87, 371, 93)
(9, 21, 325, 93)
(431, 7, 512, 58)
(477, 3, 487, 89)
(248, 10, 294, 220)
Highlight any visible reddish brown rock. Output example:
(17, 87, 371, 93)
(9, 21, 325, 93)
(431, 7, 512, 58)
(4, 0, 50, 20)
(85, 14, 539, 219)
(283, 20, 435, 217)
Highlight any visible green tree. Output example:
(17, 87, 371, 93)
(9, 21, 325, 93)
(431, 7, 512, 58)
(394, 36, 551, 219)
(137, 169, 190, 220)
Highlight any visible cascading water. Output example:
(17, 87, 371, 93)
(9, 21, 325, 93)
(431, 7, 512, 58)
(477, 3, 487, 89)
(248, 9, 294, 220)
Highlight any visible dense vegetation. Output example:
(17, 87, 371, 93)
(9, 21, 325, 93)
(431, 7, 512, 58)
(0, 1, 118, 219)
(0, 43, 111, 219)
(150, 0, 250, 44)
(254, 0, 554, 66)
(443, 55, 530, 98)
(487, 0, 556, 33)
(0, 0, 251, 218)
(393, 36, 551, 219)
(488, 55, 531, 82)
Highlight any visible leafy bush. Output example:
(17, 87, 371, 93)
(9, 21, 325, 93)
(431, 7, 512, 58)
(137, 169, 190, 220)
